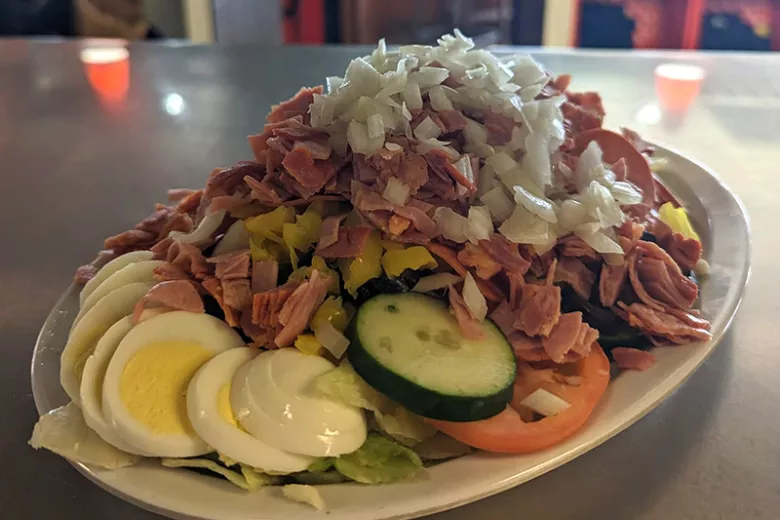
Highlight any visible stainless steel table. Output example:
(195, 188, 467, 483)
(1, 41, 775, 520)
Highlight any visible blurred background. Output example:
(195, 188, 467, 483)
(0, 0, 777, 52)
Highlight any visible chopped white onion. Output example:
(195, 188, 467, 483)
(413, 116, 442, 141)
(367, 113, 385, 139)
(213, 219, 251, 256)
(513, 185, 558, 223)
(433, 207, 469, 243)
(580, 181, 624, 228)
(558, 199, 590, 232)
(480, 186, 515, 222)
(485, 152, 517, 176)
(512, 55, 547, 88)
(462, 272, 487, 322)
(412, 273, 463, 293)
(416, 139, 459, 160)
(694, 258, 710, 277)
(347, 120, 383, 155)
(611, 181, 644, 205)
(402, 81, 423, 111)
(411, 66, 450, 87)
(499, 205, 552, 245)
(384, 141, 402, 152)
(452, 155, 476, 188)
(169, 209, 226, 245)
(575, 141, 603, 192)
(523, 132, 552, 189)
(575, 230, 624, 255)
(464, 206, 493, 244)
(429, 85, 455, 111)
(314, 321, 350, 360)
(519, 388, 571, 417)
(382, 177, 411, 206)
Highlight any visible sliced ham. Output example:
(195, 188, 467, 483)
(424, 149, 476, 195)
(557, 234, 599, 261)
(628, 241, 698, 311)
(152, 239, 211, 280)
(222, 278, 252, 310)
(316, 215, 347, 251)
(481, 235, 531, 275)
(482, 110, 516, 145)
(176, 189, 204, 215)
(316, 226, 372, 258)
(612, 347, 655, 371)
(507, 333, 548, 362)
(426, 242, 504, 302)
(541, 312, 583, 362)
(251, 281, 300, 329)
(281, 145, 339, 193)
(554, 257, 595, 299)
(397, 153, 429, 194)
(448, 286, 485, 340)
(488, 300, 515, 336)
(275, 270, 329, 347)
(105, 204, 196, 255)
(239, 309, 270, 348)
(208, 249, 250, 280)
(201, 277, 240, 327)
(252, 260, 279, 293)
(153, 262, 191, 282)
(512, 281, 562, 337)
(599, 262, 628, 307)
(244, 174, 291, 205)
(620, 302, 711, 343)
(74, 264, 99, 284)
(167, 188, 198, 202)
(267, 86, 323, 124)
(457, 242, 502, 279)
(132, 280, 204, 323)
(662, 232, 702, 273)
(205, 161, 265, 201)
(209, 194, 252, 213)
(438, 110, 468, 134)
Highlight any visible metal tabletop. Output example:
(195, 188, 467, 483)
(1, 41, 776, 520)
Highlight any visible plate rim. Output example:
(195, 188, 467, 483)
(30, 142, 751, 520)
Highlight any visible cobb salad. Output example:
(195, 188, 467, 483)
(30, 31, 711, 510)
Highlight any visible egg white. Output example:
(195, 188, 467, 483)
(186, 348, 314, 472)
(231, 349, 367, 457)
(61, 281, 156, 404)
(74, 260, 165, 329)
(80, 250, 153, 307)
(79, 316, 152, 456)
(102, 311, 244, 458)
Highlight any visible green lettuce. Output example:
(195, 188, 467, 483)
(374, 406, 437, 447)
(315, 361, 390, 413)
(161, 458, 276, 491)
(333, 433, 423, 484)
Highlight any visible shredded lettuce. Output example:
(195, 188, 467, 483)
(161, 458, 277, 491)
(374, 406, 437, 446)
(283, 484, 326, 511)
(333, 433, 423, 484)
(29, 403, 140, 469)
(315, 361, 391, 413)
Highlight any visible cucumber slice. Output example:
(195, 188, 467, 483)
(347, 293, 516, 422)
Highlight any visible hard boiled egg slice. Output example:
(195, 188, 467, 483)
(102, 311, 244, 458)
(79, 316, 152, 456)
(61, 281, 155, 403)
(231, 349, 367, 457)
(187, 348, 314, 473)
(80, 250, 153, 306)
(74, 260, 165, 329)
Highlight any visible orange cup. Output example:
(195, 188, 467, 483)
(80, 47, 130, 104)
(654, 63, 705, 113)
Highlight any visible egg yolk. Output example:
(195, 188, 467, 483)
(119, 341, 212, 435)
(217, 383, 238, 427)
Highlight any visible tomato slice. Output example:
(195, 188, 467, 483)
(427, 344, 611, 453)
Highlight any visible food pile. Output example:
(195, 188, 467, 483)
(30, 31, 710, 507)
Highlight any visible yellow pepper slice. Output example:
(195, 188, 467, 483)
(288, 256, 341, 294)
(380, 239, 405, 251)
(245, 206, 295, 242)
(282, 209, 324, 269)
(381, 246, 438, 278)
(658, 202, 700, 241)
(294, 334, 325, 356)
(311, 296, 349, 332)
(249, 235, 288, 263)
(340, 231, 383, 296)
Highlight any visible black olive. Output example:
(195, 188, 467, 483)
(640, 231, 657, 243)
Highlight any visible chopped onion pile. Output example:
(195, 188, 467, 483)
(311, 31, 647, 254)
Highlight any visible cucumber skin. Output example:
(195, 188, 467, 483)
(345, 307, 515, 423)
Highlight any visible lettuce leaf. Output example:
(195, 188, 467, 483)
(315, 361, 391, 413)
(333, 433, 423, 484)
(29, 402, 140, 469)
(374, 406, 437, 447)
(161, 458, 276, 491)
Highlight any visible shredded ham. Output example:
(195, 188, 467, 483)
(612, 347, 655, 371)
(554, 257, 596, 299)
(152, 238, 211, 279)
(316, 225, 372, 258)
(448, 285, 485, 340)
(208, 249, 251, 280)
(132, 280, 204, 324)
(599, 262, 628, 307)
(252, 260, 279, 293)
(201, 277, 240, 327)
(275, 270, 329, 347)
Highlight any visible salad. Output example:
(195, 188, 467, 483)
(30, 31, 711, 510)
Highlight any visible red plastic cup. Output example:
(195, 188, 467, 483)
(80, 46, 130, 104)
(654, 63, 705, 113)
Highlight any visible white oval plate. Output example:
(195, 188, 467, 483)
(31, 143, 750, 520)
